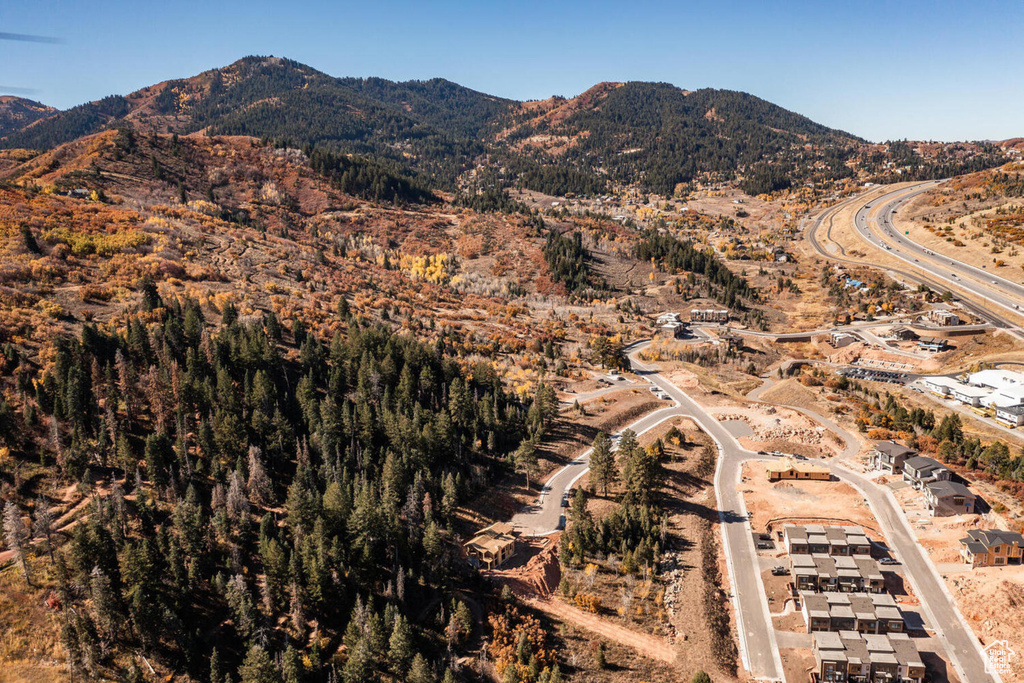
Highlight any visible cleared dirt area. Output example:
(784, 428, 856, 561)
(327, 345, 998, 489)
(891, 485, 1024, 681)
(741, 461, 880, 539)
(708, 403, 842, 458)
(559, 417, 745, 681)
(943, 566, 1024, 682)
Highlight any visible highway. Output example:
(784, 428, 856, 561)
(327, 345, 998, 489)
(806, 185, 1024, 335)
(854, 183, 1024, 323)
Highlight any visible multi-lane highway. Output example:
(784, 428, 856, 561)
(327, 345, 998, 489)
(807, 183, 1024, 335)
(855, 183, 1024, 322)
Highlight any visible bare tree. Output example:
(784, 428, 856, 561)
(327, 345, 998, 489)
(247, 446, 272, 507)
(3, 502, 31, 585)
(32, 497, 55, 563)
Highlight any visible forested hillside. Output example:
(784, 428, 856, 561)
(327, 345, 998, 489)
(0, 96, 57, 138)
(0, 292, 545, 681)
(528, 83, 860, 195)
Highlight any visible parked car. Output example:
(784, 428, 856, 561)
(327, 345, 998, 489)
(771, 566, 788, 576)
(757, 542, 772, 550)
(879, 557, 900, 565)
(560, 493, 570, 508)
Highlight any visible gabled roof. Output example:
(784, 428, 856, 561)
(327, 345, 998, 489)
(960, 528, 1024, 550)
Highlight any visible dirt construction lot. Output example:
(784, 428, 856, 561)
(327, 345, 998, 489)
(740, 461, 880, 538)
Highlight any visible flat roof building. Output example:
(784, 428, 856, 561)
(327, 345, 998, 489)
(689, 308, 729, 324)
(920, 376, 961, 397)
(801, 592, 905, 635)
(783, 524, 872, 557)
(812, 631, 925, 683)
(766, 457, 832, 482)
(790, 554, 885, 594)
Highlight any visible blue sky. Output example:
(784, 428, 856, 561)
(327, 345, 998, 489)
(3, 0, 1022, 142)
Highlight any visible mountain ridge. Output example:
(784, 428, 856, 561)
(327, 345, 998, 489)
(0, 56, 880, 195)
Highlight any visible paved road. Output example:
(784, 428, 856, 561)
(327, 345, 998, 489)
(855, 183, 1024, 324)
(511, 345, 784, 680)
(510, 395, 684, 536)
(806, 185, 1023, 334)
(631, 350, 784, 681)
(831, 462, 999, 683)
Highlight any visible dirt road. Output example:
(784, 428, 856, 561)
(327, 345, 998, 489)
(524, 596, 677, 665)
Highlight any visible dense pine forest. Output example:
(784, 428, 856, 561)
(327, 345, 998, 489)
(0, 288, 564, 683)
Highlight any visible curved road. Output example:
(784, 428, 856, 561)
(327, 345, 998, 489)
(806, 184, 1023, 336)
(512, 339, 1000, 681)
(855, 183, 1024, 324)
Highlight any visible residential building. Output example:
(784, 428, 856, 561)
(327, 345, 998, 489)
(812, 631, 925, 683)
(959, 529, 1024, 567)
(689, 308, 729, 324)
(829, 331, 857, 348)
(928, 309, 960, 326)
(660, 321, 686, 339)
(790, 555, 885, 593)
(656, 312, 681, 326)
(885, 326, 918, 341)
(766, 457, 832, 482)
(463, 522, 516, 569)
(901, 456, 951, 489)
(870, 441, 916, 474)
(918, 337, 950, 353)
(783, 525, 872, 556)
(801, 592, 905, 634)
(924, 480, 976, 516)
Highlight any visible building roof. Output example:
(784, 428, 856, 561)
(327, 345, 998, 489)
(873, 441, 916, 458)
(969, 368, 1024, 391)
(950, 384, 991, 399)
(464, 522, 515, 555)
(925, 480, 973, 499)
(903, 456, 946, 474)
(959, 528, 1024, 550)
(766, 457, 831, 476)
(996, 404, 1024, 416)
(803, 591, 902, 623)
(791, 554, 882, 581)
(813, 631, 923, 669)
(920, 376, 962, 391)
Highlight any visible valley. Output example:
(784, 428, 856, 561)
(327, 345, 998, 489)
(2, 49, 1024, 683)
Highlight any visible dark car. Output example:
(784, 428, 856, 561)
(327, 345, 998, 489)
(771, 566, 788, 576)
(561, 493, 570, 508)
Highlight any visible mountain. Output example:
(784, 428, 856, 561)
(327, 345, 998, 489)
(0, 56, 866, 195)
(0, 95, 57, 138)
